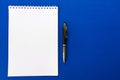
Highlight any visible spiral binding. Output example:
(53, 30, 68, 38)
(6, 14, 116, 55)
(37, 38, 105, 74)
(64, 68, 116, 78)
(9, 6, 58, 9)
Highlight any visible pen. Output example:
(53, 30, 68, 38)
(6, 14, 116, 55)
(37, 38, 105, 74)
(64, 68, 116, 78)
(63, 22, 67, 63)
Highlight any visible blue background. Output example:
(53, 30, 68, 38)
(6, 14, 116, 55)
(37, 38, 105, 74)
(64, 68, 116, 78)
(0, 0, 120, 80)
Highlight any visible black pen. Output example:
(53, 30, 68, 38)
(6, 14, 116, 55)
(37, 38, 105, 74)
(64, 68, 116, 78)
(63, 22, 67, 63)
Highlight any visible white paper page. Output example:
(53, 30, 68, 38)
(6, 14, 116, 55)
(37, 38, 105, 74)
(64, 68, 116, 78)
(8, 6, 58, 76)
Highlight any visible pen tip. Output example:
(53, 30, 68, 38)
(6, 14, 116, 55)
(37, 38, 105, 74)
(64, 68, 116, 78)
(63, 60, 66, 64)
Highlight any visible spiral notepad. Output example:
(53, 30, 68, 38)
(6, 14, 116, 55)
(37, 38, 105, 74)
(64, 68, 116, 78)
(8, 6, 58, 76)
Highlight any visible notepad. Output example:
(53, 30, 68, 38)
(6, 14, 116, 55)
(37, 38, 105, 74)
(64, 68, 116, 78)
(8, 6, 58, 76)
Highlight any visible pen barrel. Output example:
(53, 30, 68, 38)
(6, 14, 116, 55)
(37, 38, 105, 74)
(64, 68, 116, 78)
(63, 44, 66, 63)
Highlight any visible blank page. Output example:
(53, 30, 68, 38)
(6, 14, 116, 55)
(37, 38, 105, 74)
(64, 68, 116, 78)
(8, 6, 58, 76)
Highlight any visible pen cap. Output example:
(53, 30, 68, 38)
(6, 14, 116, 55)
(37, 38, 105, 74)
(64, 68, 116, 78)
(63, 23, 67, 44)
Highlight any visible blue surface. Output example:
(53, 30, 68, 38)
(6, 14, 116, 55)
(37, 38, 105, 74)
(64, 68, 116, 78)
(0, 0, 120, 80)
